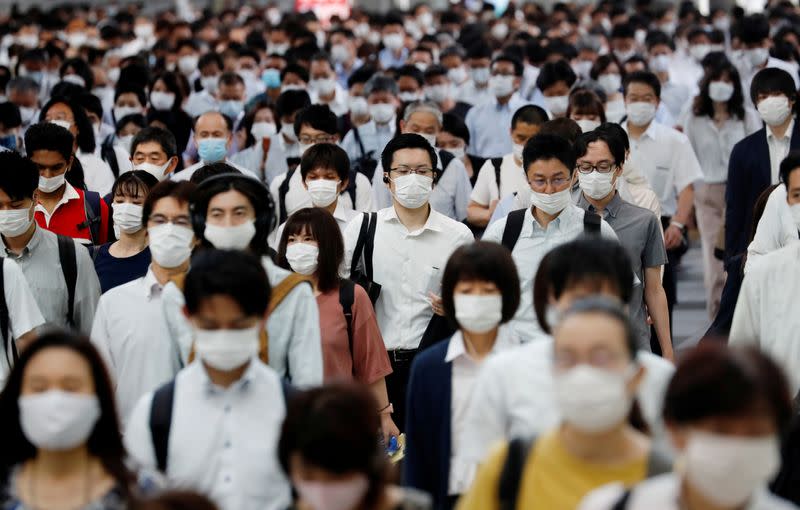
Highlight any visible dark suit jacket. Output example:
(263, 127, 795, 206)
(725, 119, 800, 259)
(403, 339, 453, 510)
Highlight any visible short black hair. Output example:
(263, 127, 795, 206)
(79, 92, 103, 121)
(536, 60, 577, 92)
(111, 170, 159, 201)
(574, 129, 626, 167)
(0, 151, 38, 200)
(130, 126, 178, 159)
(522, 134, 577, 177)
(511, 104, 548, 130)
(60, 57, 94, 90)
(198, 52, 224, 72)
(293, 104, 337, 137)
(220, 71, 245, 89)
(738, 14, 770, 44)
(40, 95, 97, 153)
(347, 65, 377, 88)
(300, 143, 350, 182)
(441, 241, 520, 329)
(184, 249, 271, 317)
(277, 208, 343, 293)
(538, 119, 583, 144)
(423, 64, 448, 82)
(381, 133, 439, 181)
(190, 163, 242, 184)
(114, 83, 147, 109)
(597, 122, 630, 153)
(645, 30, 674, 51)
(623, 70, 661, 99)
(558, 296, 638, 360)
(142, 180, 197, 227)
(750, 67, 797, 106)
(491, 53, 523, 77)
(281, 63, 309, 84)
(442, 112, 470, 145)
(396, 65, 425, 87)
(694, 61, 746, 120)
(0, 102, 21, 130)
(24, 122, 74, 161)
(611, 22, 636, 40)
(780, 150, 800, 185)
(276, 89, 312, 120)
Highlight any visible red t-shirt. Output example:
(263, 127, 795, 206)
(35, 184, 110, 245)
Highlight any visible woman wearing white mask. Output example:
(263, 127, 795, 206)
(113, 112, 146, 155)
(279, 384, 432, 510)
(0, 332, 156, 508)
(590, 56, 626, 123)
(458, 296, 669, 510)
(682, 62, 761, 320)
(276, 207, 399, 443)
(405, 241, 521, 510)
(567, 89, 607, 133)
(93, 171, 158, 294)
(579, 343, 795, 510)
(230, 101, 288, 185)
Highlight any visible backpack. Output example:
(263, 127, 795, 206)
(100, 136, 121, 179)
(500, 209, 602, 253)
(351, 127, 378, 181)
(349, 212, 381, 304)
(498, 437, 672, 510)
(439, 149, 455, 177)
(148, 376, 298, 473)
(80, 189, 103, 247)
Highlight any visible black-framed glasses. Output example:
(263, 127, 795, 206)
(389, 165, 434, 177)
(576, 161, 617, 174)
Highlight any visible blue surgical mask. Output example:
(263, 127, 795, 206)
(198, 137, 228, 163)
(262, 68, 281, 89)
(0, 134, 17, 151)
(219, 100, 243, 120)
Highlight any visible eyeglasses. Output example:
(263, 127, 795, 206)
(148, 214, 192, 228)
(298, 135, 337, 145)
(530, 177, 569, 189)
(389, 165, 434, 177)
(576, 161, 617, 174)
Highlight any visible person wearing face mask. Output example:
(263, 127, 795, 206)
(580, 344, 795, 510)
(734, 15, 800, 100)
(91, 180, 196, 423)
(175, 39, 201, 81)
(275, 89, 312, 169)
(378, 15, 409, 70)
(622, 71, 702, 336)
(438, 113, 481, 187)
(467, 105, 547, 228)
(174, 112, 256, 182)
(440, 46, 470, 91)
(113, 113, 146, 156)
(404, 242, 522, 510)
(279, 384, 432, 510)
(6, 77, 41, 134)
(92, 171, 158, 294)
(459, 297, 671, 510)
(566, 89, 606, 133)
(214, 72, 247, 129)
(573, 129, 671, 360)
(0, 332, 158, 509)
(276, 208, 398, 442)
(149, 73, 194, 163)
(482, 134, 617, 343)
(271, 105, 373, 227)
(309, 53, 349, 116)
(343, 133, 474, 431)
(230, 101, 289, 185)
(186, 53, 225, 118)
(0, 102, 22, 153)
(79, 92, 131, 180)
(610, 24, 639, 66)
(371, 102, 473, 222)
(125, 249, 293, 510)
(459, 44, 494, 107)
(590, 56, 626, 123)
(329, 29, 363, 88)
(112, 84, 147, 129)
(423, 66, 472, 121)
(25, 122, 111, 247)
(680, 63, 761, 320)
(129, 127, 181, 184)
(645, 31, 691, 121)
(464, 54, 531, 159)
(396, 65, 426, 104)
(533, 60, 577, 119)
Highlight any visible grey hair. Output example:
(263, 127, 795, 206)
(364, 74, 399, 96)
(6, 77, 40, 96)
(403, 101, 443, 126)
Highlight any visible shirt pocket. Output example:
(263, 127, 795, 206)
(648, 165, 672, 197)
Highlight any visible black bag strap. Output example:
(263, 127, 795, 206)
(501, 209, 526, 253)
(364, 212, 377, 280)
(498, 437, 536, 510)
(350, 212, 371, 278)
(101, 138, 120, 179)
(353, 125, 369, 158)
(611, 489, 632, 510)
(491, 157, 504, 190)
(345, 169, 358, 207)
(56, 235, 77, 328)
(439, 149, 455, 176)
(80, 191, 103, 247)
(0, 259, 12, 367)
(150, 380, 176, 473)
(278, 167, 296, 225)
(339, 279, 356, 365)
(583, 210, 601, 236)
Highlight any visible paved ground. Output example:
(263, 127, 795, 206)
(672, 241, 711, 352)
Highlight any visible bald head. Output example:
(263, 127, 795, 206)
(194, 111, 232, 141)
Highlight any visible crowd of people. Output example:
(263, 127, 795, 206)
(1, 0, 800, 508)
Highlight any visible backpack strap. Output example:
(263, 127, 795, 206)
(149, 380, 176, 473)
(491, 157, 504, 191)
(364, 212, 378, 280)
(101, 139, 120, 179)
(80, 190, 103, 247)
(345, 169, 358, 208)
(278, 168, 296, 225)
(583, 210, 601, 236)
(611, 489, 632, 510)
(56, 235, 77, 329)
(439, 149, 455, 176)
(268, 273, 312, 314)
(350, 212, 371, 278)
(339, 279, 356, 366)
(0, 259, 12, 367)
(501, 209, 526, 253)
(498, 437, 536, 510)
(353, 125, 368, 158)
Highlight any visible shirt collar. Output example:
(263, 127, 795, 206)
(199, 358, 257, 395)
(1, 223, 41, 259)
(768, 117, 795, 142)
(143, 267, 163, 301)
(577, 191, 622, 219)
(527, 203, 576, 234)
(444, 327, 518, 363)
(385, 205, 443, 234)
(332, 202, 348, 222)
(34, 182, 80, 216)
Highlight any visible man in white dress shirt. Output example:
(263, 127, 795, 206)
(343, 133, 474, 429)
(125, 249, 291, 510)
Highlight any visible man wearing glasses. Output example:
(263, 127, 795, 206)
(573, 128, 672, 360)
(483, 134, 618, 343)
(343, 133, 473, 429)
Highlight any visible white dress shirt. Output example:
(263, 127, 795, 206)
(731, 242, 800, 393)
(768, 118, 795, 185)
(271, 201, 358, 249)
(91, 268, 181, 423)
(682, 110, 761, 184)
(469, 154, 529, 206)
(0, 259, 45, 386)
(482, 205, 618, 343)
(460, 338, 675, 466)
(625, 121, 704, 217)
(269, 169, 374, 220)
(746, 184, 799, 273)
(342, 206, 474, 350)
(77, 150, 116, 196)
(172, 158, 259, 182)
(311, 84, 349, 116)
(124, 360, 292, 510)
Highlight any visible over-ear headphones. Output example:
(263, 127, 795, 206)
(190, 172, 276, 254)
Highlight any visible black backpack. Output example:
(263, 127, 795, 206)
(351, 127, 378, 181)
(500, 209, 602, 252)
(349, 212, 381, 305)
(100, 135, 121, 179)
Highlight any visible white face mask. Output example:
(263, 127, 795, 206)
(134, 160, 172, 182)
(178, 55, 199, 76)
(294, 475, 369, 510)
(251, 121, 277, 140)
(575, 119, 601, 133)
(383, 33, 404, 51)
(150, 91, 176, 111)
(298, 143, 314, 157)
(204, 221, 256, 251)
(49, 119, 72, 131)
(471, 67, 491, 85)
(19, 390, 101, 450)
(413, 131, 437, 148)
(307, 179, 340, 207)
(117, 134, 135, 152)
(626, 101, 657, 127)
(201, 75, 220, 95)
(553, 364, 633, 433)
(448, 66, 468, 84)
(613, 49, 636, 63)
(310, 78, 337, 97)
(530, 188, 572, 215)
(455, 293, 503, 333)
(331, 44, 350, 64)
(489, 75, 515, 98)
(194, 325, 260, 371)
(38, 173, 66, 193)
(689, 44, 712, 62)
(19, 106, 37, 125)
(512, 142, 524, 163)
(0, 207, 33, 237)
(114, 105, 142, 121)
(369, 103, 396, 125)
(398, 91, 423, 102)
(791, 203, 800, 231)
(578, 170, 616, 199)
(543, 95, 569, 116)
(112, 203, 143, 234)
(597, 73, 622, 95)
(747, 47, 770, 68)
(285, 242, 319, 275)
(391, 173, 433, 209)
(649, 55, 671, 73)
(148, 223, 194, 268)
(685, 432, 780, 507)
(708, 81, 735, 103)
(425, 84, 451, 104)
(281, 123, 298, 143)
(447, 146, 466, 159)
(757, 96, 792, 127)
(349, 96, 369, 117)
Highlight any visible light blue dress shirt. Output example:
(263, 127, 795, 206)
(464, 95, 531, 159)
(341, 120, 396, 166)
